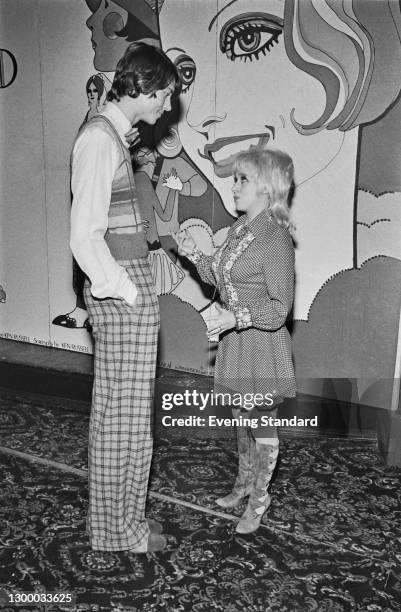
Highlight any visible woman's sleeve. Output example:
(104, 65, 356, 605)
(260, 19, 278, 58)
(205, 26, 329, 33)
(233, 232, 295, 331)
(186, 245, 217, 287)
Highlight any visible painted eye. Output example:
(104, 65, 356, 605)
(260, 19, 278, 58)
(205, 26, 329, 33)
(220, 13, 283, 62)
(175, 55, 196, 93)
(103, 12, 125, 40)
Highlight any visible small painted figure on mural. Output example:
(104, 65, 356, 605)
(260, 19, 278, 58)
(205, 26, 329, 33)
(52, 73, 111, 331)
(84, 73, 110, 123)
(132, 121, 208, 294)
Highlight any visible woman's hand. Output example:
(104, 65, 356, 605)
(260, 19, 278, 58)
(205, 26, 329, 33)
(173, 229, 197, 257)
(207, 304, 236, 340)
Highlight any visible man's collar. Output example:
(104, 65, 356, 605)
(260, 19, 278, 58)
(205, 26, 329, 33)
(101, 102, 132, 147)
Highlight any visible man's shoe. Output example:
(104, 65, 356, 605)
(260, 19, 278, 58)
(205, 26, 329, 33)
(130, 533, 167, 553)
(147, 518, 163, 534)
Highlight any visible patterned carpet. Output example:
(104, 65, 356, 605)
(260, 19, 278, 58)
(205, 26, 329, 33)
(0, 387, 401, 611)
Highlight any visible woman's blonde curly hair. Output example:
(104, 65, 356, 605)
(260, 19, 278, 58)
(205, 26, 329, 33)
(233, 148, 295, 232)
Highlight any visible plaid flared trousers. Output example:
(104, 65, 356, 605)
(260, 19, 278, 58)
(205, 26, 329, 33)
(83, 256, 159, 551)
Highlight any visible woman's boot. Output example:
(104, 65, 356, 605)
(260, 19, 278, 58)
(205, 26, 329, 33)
(235, 440, 279, 533)
(216, 425, 256, 508)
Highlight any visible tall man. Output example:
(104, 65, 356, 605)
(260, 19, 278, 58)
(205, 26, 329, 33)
(70, 43, 180, 553)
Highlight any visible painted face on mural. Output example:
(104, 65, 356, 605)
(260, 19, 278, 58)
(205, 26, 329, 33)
(160, 0, 346, 214)
(86, 0, 129, 71)
(135, 148, 157, 177)
(87, 82, 99, 102)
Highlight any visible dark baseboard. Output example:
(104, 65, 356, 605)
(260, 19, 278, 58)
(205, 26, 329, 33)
(0, 361, 93, 402)
(0, 359, 378, 441)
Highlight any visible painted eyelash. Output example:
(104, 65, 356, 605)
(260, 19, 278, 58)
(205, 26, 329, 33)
(242, 36, 279, 63)
(221, 17, 282, 62)
(224, 24, 280, 62)
(175, 59, 196, 94)
(180, 71, 195, 94)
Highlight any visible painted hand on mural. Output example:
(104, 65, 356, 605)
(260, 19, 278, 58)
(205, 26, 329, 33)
(162, 168, 183, 191)
(174, 229, 197, 258)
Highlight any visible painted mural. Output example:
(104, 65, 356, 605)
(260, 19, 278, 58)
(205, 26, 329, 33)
(52, 72, 111, 331)
(51, 0, 234, 359)
(1, 0, 401, 410)
(160, 0, 401, 408)
(0, 48, 18, 308)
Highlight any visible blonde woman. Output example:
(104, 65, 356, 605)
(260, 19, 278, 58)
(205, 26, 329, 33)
(176, 148, 296, 533)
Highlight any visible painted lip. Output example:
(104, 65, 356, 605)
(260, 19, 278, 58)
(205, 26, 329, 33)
(199, 128, 275, 178)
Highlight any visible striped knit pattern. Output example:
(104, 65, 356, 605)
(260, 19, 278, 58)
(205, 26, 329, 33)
(89, 116, 143, 233)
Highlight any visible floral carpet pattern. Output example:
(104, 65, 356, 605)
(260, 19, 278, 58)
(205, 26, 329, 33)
(0, 387, 401, 611)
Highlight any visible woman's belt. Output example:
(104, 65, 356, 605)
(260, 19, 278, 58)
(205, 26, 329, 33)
(105, 230, 149, 260)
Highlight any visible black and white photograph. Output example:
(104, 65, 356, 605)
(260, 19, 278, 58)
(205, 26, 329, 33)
(1, 0, 401, 609)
